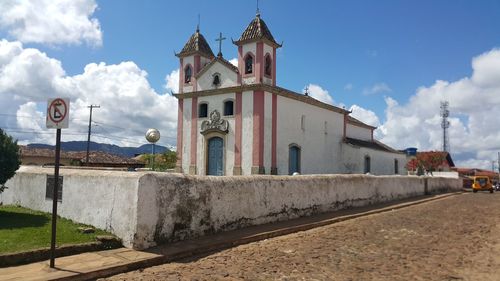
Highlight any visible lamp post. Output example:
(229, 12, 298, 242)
(145, 128, 160, 171)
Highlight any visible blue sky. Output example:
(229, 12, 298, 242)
(18, 0, 500, 119)
(1, 0, 500, 169)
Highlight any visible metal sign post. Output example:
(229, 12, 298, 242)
(46, 98, 69, 268)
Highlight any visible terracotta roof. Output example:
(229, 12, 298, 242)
(195, 56, 239, 79)
(20, 146, 74, 159)
(453, 167, 499, 177)
(347, 116, 377, 130)
(68, 151, 142, 165)
(233, 14, 281, 48)
(344, 137, 403, 154)
(20, 146, 141, 165)
(176, 29, 215, 58)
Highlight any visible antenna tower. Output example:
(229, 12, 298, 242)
(440, 101, 450, 152)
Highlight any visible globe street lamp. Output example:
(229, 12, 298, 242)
(145, 128, 160, 170)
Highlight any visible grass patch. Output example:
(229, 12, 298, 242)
(0, 205, 114, 254)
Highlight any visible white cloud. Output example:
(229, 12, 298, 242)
(344, 83, 353, 91)
(0, 40, 178, 147)
(378, 48, 500, 169)
(164, 69, 179, 93)
(229, 58, 238, 67)
(363, 82, 392, 95)
(304, 84, 334, 105)
(0, 0, 102, 46)
(349, 105, 380, 127)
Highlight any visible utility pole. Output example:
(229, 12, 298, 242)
(86, 105, 100, 165)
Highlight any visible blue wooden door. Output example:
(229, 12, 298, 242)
(207, 137, 224, 175)
(289, 146, 300, 175)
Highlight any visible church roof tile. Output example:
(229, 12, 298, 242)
(176, 29, 215, 58)
(344, 137, 403, 154)
(234, 14, 281, 47)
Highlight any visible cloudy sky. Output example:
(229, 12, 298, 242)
(0, 0, 499, 169)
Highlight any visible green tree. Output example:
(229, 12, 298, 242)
(141, 150, 177, 171)
(0, 129, 21, 193)
(163, 151, 177, 169)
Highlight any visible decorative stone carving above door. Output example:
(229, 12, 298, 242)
(201, 110, 229, 135)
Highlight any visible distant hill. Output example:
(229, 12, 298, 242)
(28, 141, 169, 158)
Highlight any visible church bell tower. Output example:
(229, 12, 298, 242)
(176, 27, 215, 93)
(233, 12, 281, 86)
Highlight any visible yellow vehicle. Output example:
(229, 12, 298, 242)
(471, 176, 493, 193)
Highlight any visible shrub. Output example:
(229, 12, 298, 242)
(0, 129, 21, 193)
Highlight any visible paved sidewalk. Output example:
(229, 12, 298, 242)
(0, 193, 459, 281)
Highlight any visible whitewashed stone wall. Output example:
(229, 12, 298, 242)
(2, 167, 461, 250)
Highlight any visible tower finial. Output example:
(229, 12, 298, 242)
(196, 14, 200, 32)
(256, 0, 260, 17)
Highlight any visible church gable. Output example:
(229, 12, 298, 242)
(196, 58, 238, 91)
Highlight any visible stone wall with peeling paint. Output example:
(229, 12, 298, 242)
(2, 166, 461, 249)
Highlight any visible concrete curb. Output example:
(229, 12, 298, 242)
(0, 239, 122, 268)
(56, 192, 461, 281)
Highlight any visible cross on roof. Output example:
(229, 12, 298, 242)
(215, 32, 226, 58)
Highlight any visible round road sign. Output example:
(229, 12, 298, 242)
(46, 98, 70, 129)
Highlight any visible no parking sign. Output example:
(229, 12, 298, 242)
(45, 97, 69, 268)
(46, 98, 70, 129)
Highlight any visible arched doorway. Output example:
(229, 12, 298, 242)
(289, 145, 301, 175)
(207, 137, 224, 175)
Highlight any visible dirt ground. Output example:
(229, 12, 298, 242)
(104, 192, 500, 280)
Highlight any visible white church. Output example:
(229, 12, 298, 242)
(174, 12, 407, 176)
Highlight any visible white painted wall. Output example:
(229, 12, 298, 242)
(242, 76, 256, 85)
(200, 56, 211, 69)
(242, 44, 256, 62)
(2, 168, 461, 250)
(182, 98, 192, 173)
(181, 56, 195, 93)
(276, 95, 344, 175)
(196, 61, 237, 91)
(241, 91, 254, 175)
(341, 143, 408, 175)
(346, 123, 372, 141)
(1, 167, 140, 248)
(263, 44, 274, 86)
(241, 43, 257, 85)
(197, 93, 236, 175)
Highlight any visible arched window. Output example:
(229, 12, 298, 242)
(224, 100, 234, 116)
(364, 155, 371, 174)
(199, 103, 208, 118)
(394, 159, 399, 174)
(264, 54, 272, 76)
(289, 144, 301, 175)
(184, 65, 192, 83)
(244, 53, 253, 74)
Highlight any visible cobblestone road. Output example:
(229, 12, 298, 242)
(105, 192, 500, 280)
